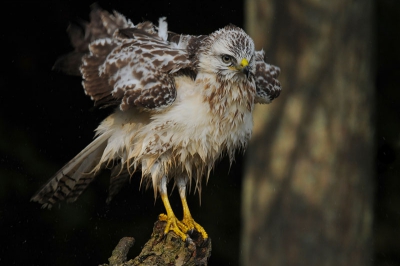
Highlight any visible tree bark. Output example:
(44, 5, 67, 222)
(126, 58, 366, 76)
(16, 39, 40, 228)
(242, 0, 374, 265)
(101, 221, 211, 266)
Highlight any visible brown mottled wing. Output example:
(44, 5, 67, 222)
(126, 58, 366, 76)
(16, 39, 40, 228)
(254, 50, 282, 104)
(81, 25, 195, 111)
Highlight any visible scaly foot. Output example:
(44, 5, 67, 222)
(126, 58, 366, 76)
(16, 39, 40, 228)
(158, 213, 188, 241)
(180, 216, 208, 240)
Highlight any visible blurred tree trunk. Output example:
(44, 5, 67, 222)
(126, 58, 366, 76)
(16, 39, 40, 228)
(241, 1, 374, 265)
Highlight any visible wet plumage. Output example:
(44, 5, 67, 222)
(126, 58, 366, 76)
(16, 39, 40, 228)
(32, 7, 281, 240)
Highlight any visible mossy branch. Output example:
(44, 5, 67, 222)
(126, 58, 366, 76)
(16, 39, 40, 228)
(100, 220, 212, 266)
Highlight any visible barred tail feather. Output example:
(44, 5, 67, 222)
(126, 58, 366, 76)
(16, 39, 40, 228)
(31, 133, 110, 209)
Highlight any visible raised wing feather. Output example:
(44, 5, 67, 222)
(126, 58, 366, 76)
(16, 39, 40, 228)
(57, 7, 196, 111)
(81, 17, 195, 111)
(81, 30, 192, 111)
(254, 50, 282, 104)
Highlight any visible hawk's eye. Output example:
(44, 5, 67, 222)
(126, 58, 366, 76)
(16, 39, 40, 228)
(221, 54, 233, 64)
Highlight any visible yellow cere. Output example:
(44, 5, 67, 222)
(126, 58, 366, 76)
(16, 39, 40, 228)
(241, 58, 249, 67)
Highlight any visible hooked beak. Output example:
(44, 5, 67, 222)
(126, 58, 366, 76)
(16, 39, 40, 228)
(238, 58, 250, 79)
(242, 66, 250, 79)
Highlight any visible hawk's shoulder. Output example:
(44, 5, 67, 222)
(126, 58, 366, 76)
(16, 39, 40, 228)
(254, 50, 281, 104)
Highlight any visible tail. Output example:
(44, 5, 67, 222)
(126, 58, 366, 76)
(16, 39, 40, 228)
(31, 133, 110, 209)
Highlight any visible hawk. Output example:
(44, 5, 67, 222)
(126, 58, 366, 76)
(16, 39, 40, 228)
(31, 7, 281, 241)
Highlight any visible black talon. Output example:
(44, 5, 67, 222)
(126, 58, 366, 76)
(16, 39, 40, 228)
(185, 235, 193, 247)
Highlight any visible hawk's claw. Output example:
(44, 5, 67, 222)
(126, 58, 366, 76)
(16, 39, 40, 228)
(180, 216, 208, 240)
(158, 213, 188, 241)
(159, 213, 208, 241)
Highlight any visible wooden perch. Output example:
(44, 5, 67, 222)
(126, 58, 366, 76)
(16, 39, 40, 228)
(101, 220, 212, 266)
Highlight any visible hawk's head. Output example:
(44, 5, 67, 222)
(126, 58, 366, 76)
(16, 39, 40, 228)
(198, 25, 256, 83)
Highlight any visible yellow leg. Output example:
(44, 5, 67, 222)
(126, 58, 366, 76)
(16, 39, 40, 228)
(158, 176, 188, 241)
(178, 178, 208, 239)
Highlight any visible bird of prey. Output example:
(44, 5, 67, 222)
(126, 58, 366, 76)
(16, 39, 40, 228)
(31, 7, 281, 241)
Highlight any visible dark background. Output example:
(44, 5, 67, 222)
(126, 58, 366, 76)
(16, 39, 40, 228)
(0, 1, 399, 265)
